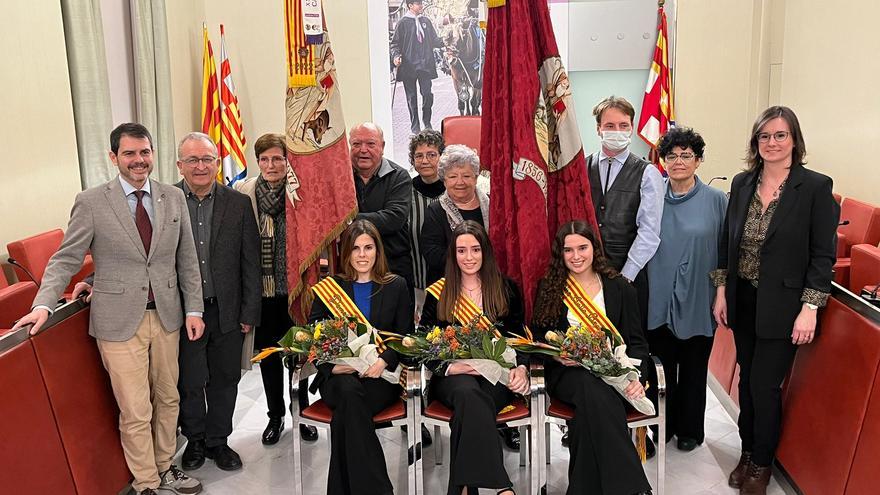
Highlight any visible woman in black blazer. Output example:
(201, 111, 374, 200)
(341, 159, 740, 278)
(531, 221, 652, 495)
(420, 221, 529, 495)
(712, 106, 839, 495)
(308, 219, 413, 495)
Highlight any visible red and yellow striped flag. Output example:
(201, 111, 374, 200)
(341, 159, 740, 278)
(637, 4, 675, 175)
(284, 0, 317, 87)
(200, 24, 220, 146)
(218, 24, 247, 185)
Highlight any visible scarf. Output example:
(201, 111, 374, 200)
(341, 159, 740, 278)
(255, 176, 286, 297)
(403, 11, 425, 43)
(439, 187, 490, 231)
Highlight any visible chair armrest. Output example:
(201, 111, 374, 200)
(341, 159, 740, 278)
(650, 355, 666, 399)
(529, 359, 545, 396)
(401, 364, 422, 400)
(837, 232, 850, 259)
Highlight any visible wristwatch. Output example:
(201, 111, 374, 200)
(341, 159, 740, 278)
(804, 303, 819, 311)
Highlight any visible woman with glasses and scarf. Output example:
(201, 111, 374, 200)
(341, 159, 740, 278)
(236, 133, 318, 446)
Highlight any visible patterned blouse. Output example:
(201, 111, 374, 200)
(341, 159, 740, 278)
(710, 177, 828, 306)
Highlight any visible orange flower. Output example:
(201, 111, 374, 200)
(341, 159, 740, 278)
(307, 349, 317, 362)
(461, 326, 471, 335)
(333, 320, 343, 329)
(449, 340, 460, 351)
(444, 327, 457, 339)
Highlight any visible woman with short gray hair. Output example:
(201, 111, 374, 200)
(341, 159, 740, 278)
(420, 144, 490, 286)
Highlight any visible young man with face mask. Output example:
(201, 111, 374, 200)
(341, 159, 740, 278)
(583, 96, 664, 455)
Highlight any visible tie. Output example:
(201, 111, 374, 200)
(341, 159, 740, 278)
(133, 190, 154, 302)
(133, 190, 153, 254)
(603, 158, 614, 195)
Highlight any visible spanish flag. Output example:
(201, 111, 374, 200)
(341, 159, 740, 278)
(637, 4, 675, 175)
(200, 24, 220, 147)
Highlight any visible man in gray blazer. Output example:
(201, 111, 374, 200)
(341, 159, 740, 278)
(173, 132, 261, 472)
(13, 123, 205, 495)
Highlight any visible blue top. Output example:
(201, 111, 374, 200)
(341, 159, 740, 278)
(353, 281, 374, 321)
(647, 176, 728, 338)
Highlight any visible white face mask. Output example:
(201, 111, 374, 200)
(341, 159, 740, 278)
(600, 130, 632, 152)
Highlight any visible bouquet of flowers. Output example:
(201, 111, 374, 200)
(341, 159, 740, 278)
(509, 325, 655, 415)
(382, 315, 516, 385)
(252, 316, 400, 384)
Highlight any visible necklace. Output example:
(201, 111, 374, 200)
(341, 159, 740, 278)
(759, 171, 788, 200)
(452, 195, 478, 209)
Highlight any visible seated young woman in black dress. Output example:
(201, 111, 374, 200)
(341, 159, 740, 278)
(421, 220, 530, 495)
(531, 220, 652, 495)
(308, 219, 413, 495)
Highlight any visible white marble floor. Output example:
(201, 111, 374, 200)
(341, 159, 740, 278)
(176, 366, 795, 494)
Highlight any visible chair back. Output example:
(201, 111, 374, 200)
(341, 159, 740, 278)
(441, 116, 482, 159)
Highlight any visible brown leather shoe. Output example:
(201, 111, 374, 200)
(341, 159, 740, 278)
(728, 451, 752, 488)
(740, 461, 771, 495)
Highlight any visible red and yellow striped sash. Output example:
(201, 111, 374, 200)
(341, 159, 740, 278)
(563, 275, 623, 342)
(426, 278, 500, 338)
(311, 277, 390, 352)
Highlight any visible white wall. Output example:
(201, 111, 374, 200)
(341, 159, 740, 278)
(0, 1, 82, 253)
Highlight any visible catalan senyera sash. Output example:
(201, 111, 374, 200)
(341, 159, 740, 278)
(311, 277, 387, 351)
(425, 278, 501, 338)
(563, 275, 623, 343)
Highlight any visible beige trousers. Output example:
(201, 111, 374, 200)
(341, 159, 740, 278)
(97, 310, 180, 491)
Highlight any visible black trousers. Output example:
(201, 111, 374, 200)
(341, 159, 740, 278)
(632, 269, 650, 333)
(432, 374, 514, 495)
(319, 374, 398, 495)
(549, 366, 651, 495)
(178, 299, 243, 448)
(647, 325, 714, 443)
(255, 296, 309, 418)
(402, 72, 433, 134)
(733, 278, 798, 467)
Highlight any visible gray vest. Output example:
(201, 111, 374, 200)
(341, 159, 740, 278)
(588, 153, 650, 270)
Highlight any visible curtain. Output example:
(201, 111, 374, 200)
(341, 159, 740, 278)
(130, 0, 176, 184)
(61, 0, 116, 189)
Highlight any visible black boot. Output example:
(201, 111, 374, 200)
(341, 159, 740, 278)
(261, 417, 284, 445)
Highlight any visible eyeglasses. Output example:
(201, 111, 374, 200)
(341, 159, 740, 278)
(258, 156, 287, 165)
(756, 131, 790, 143)
(181, 156, 218, 166)
(664, 152, 696, 162)
(414, 151, 439, 161)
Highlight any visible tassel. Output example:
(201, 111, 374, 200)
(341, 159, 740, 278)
(636, 426, 647, 463)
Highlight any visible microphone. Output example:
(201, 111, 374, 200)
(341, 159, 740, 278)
(839, 220, 850, 226)
(7, 257, 40, 288)
(708, 176, 728, 186)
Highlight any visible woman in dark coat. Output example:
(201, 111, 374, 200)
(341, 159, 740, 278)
(420, 221, 529, 495)
(712, 106, 839, 495)
(308, 219, 414, 495)
(531, 220, 652, 495)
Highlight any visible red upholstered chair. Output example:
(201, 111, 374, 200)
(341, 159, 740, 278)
(776, 297, 880, 495)
(0, 280, 38, 330)
(849, 243, 880, 295)
(832, 192, 842, 204)
(6, 229, 94, 297)
(289, 362, 421, 495)
(441, 116, 482, 156)
(834, 199, 880, 286)
(532, 357, 667, 495)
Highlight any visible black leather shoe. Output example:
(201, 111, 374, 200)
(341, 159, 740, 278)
(181, 438, 206, 471)
(206, 444, 243, 471)
(500, 427, 520, 451)
(677, 436, 699, 451)
(645, 437, 656, 459)
(561, 431, 570, 448)
(262, 417, 285, 445)
(421, 424, 433, 447)
(300, 424, 319, 442)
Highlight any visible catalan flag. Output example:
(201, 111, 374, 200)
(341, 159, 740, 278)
(200, 25, 220, 147)
(637, 4, 675, 175)
(218, 24, 247, 186)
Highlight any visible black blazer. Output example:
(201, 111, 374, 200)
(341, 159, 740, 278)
(175, 181, 262, 333)
(718, 165, 839, 338)
(530, 275, 650, 389)
(308, 274, 414, 389)
(420, 277, 528, 373)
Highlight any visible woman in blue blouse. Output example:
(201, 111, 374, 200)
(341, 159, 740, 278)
(646, 127, 727, 451)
